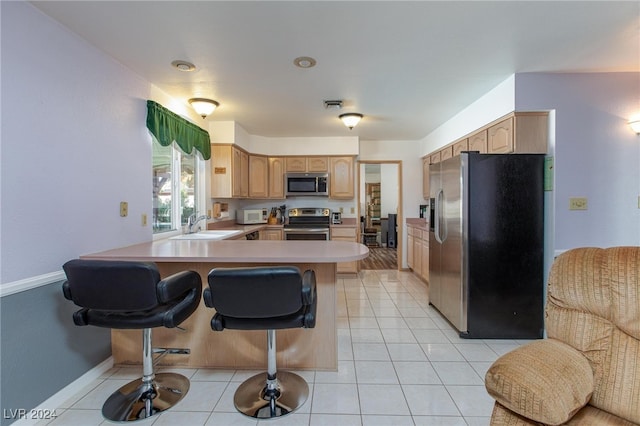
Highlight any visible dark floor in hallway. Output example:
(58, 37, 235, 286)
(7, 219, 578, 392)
(360, 247, 397, 270)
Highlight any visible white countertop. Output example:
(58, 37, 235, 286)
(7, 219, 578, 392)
(81, 239, 369, 263)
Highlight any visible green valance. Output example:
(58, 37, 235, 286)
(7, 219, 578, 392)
(146, 100, 211, 160)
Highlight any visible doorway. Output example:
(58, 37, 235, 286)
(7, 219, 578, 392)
(357, 161, 402, 270)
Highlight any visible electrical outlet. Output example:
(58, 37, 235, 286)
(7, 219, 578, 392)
(569, 197, 588, 210)
(120, 201, 128, 217)
(350, 207, 355, 214)
(141, 214, 147, 226)
(339, 207, 344, 213)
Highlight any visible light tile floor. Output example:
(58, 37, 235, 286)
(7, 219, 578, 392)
(41, 270, 531, 426)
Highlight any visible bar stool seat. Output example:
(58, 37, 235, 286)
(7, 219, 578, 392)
(204, 266, 316, 419)
(62, 259, 201, 422)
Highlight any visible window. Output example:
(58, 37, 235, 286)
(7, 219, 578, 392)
(152, 143, 201, 234)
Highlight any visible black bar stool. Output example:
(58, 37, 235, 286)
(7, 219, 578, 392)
(204, 266, 317, 419)
(62, 259, 202, 422)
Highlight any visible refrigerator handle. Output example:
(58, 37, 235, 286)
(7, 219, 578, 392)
(434, 189, 444, 244)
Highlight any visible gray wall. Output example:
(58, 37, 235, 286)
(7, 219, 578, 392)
(0, 282, 110, 426)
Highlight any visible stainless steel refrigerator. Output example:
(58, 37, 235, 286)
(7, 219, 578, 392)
(429, 152, 544, 339)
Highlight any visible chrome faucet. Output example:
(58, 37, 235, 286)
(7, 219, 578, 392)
(186, 213, 210, 234)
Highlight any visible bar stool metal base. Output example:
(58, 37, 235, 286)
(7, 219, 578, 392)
(234, 371, 309, 419)
(102, 372, 190, 422)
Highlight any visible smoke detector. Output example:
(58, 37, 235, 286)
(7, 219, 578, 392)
(324, 100, 343, 110)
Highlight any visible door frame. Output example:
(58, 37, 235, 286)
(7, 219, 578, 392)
(357, 160, 403, 271)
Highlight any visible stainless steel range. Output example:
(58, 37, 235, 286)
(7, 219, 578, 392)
(283, 208, 331, 240)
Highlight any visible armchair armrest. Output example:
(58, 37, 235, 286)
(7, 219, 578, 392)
(485, 339, 594, 426)
(156, 270, 202, 304)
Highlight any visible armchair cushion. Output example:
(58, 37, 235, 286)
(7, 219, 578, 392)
(485, 339, 594, 425)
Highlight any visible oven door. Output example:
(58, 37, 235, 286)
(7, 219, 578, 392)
(283, 228, 330, 241)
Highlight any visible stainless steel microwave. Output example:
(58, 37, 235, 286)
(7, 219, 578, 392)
(285, 172, 329, 196)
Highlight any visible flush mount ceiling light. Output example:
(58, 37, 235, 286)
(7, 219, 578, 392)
(629, 120, 640, 135)
(293, 56, 317, 69)
(171, 60, 196, 72)
(188, 98, 219, 119)
(339, 113, 363, 130)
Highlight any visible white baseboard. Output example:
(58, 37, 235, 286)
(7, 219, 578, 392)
(12, 357, 114, 425)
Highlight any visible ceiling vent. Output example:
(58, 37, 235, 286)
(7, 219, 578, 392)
(324, 100, 343, 110)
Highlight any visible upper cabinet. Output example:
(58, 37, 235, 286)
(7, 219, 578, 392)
(211, 144, 248, 198)
(248, 155, 269, 198)
(329, 156, 355, 199)
(268, 157, 285, 199)
(285, 156, 328, 172)
(421, 111, 548, 199)
(422, 158, 430, 200)
(468, 130, 488, 153)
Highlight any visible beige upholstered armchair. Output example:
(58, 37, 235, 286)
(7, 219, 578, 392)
(484, 247, 639, 425)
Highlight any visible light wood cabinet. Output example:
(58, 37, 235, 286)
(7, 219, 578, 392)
(407, 228, 414, 269)
(233, 147, 249, 198)
(413, 232, 422, 275)
(248, 155, 269, 198)
(307, 157, 329, 172)
(452, 138, 469, 157)
(285, 156, 328, 172)
(211, 144, 249, 198)
(268, 157, 285, 199)
(331, 227, 358, 273)
(440, 146, 453, 162)
(259, 228, 283, 240)
(407, 224, 429, 283)
(422, 158, 430, 200)
(488, 113, 548, 154)
(430, 152, 441, 165)
(329, 156, 354, 199)
(420, 231, 429, 281)
(468, 130, 488, 153)
(488, 117, 514, 153)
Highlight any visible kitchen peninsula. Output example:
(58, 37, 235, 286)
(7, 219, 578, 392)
(81, 238, 369, 371)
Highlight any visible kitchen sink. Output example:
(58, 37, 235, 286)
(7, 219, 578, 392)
(169, 230, 243, 240)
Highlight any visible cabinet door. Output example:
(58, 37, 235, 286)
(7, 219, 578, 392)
(232, 147, 245, 198)
(422, 158, 430, 200)
(430, 152, 441, 164)
(421, 236, 429, 281)
(468, 130, 488, 153)
(259, 229, 283, 240)
(413, 235, 422, 275)
(488, 117, 514, 153)
(329, 157, 354, 199)
(440, 146, 453, 162)
(452, 139, 468, 157)
(407, 232, 414, 269)
(268, 157, 285, 199)
(307, 157, 328, 172)
(285, 157, 307, 172)
(249, 155, 269, 198)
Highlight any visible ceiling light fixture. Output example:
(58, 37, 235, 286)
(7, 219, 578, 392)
(293, 56, 317, 69)
(629, 120, 640, 135)
(339, 113, 363, 130)
(188, 98, 219, 119)
(171, 60, 196, 72)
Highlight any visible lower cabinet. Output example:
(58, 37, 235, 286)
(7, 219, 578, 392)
(407, 224, 429, 282)
(259, 228, 283, 240)
(331, 226, 358, 273)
